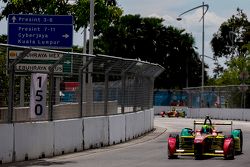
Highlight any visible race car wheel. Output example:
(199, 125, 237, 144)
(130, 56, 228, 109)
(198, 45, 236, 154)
(168, 134, 179, 159)
(224, 135, 235, 160)
(233, 129, 243, 154)
(194, 143, 203, 160)
(160, 111, 166, 117)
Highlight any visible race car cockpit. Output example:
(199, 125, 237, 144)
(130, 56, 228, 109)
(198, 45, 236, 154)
(201, 116, 213, 134)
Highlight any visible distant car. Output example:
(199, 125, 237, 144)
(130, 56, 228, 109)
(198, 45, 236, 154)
(166, 107, 186, 118)
(168, 116, 243, 160)
(160, 108, 186, 117)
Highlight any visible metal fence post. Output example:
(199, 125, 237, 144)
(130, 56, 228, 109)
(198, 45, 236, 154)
(7, 48, 31, 122)
(104, 66, 113, 116)
(20, 77, 25, 107)
(149, 77, 154, 109)
(48, 54, 67, 121)
(48, 70, 54, 121)
(79, 57, 95, 117)
(7, 65, 14, 123)
(79, 70, 83, 118)
(133, 76, 139, 112)
(104, 71, 109, 115)
(120, 62, 137, 114)
(121, 73, 126, 114)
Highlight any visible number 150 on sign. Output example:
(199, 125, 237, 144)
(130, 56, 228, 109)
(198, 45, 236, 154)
(30, 73, 47, 119)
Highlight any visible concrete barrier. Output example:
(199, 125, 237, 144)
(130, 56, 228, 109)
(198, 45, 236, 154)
(223, 109, 231, 120)
(150, 109, 154, 129)
(125, 113, 136, 141)
(185, 108, 190, 118)
(134, 111, 145, 137)
(214, 109, 221, 119)
(144, 110, 151, 132)
(109, 115, 125, 145)
(232, 109, 244, 120)
(14, 122, 54, 162)
(186, 108, 250, 121)
(83, 116, 109, 149)
(54, 119, 83, 156)
(0, 124, 13, 164)
(0, 109, 155, 164)
(243, 110, 250, 121)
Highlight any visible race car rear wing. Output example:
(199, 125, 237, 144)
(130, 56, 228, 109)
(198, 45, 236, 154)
(193, 120, 233, 132)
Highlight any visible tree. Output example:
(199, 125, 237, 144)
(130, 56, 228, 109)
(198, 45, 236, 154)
(0, 0, 123, 38)
(95, 14, 205, 89)
(211, 8, 250, 77)
(0, 0, 73, 19)
(105, 0, 116, 6)
(72, 0, 122, 36)
(0, 35, 8, 106)
(155, 26, 206, 89)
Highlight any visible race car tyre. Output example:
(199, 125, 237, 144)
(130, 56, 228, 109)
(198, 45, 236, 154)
(232, 129, 243, 154)
(169, 133, 179, 149)
(194, 143, 203, 160)
(224, 135, 235, 160)
(168, 134, 179, 159)
(160, 111, 166, 117)
(176, 113, 179, 117)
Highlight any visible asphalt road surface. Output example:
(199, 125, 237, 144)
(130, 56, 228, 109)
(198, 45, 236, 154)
(4, 117, 250, 167)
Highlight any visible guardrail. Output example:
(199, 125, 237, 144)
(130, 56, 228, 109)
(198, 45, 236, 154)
(154, 106, 250, 121)
(187, 108, 250, 121)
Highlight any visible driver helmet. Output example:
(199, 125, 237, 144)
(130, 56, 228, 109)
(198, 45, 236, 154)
(201, 124, 211, 133)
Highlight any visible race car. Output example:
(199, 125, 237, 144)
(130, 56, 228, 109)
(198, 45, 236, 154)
(168, 116, 243, 160)
(161, 107, 186, 117)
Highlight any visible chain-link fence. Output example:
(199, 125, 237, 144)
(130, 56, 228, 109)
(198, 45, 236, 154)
(185, 85, 249, 108)
(0, 43, 164, 123)
(154, 85, 249, 109)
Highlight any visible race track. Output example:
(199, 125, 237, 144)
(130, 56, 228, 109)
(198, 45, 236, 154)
(4, 116, 250, 167)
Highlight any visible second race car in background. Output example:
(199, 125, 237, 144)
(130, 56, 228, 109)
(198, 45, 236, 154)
(160, 107, 186, 118)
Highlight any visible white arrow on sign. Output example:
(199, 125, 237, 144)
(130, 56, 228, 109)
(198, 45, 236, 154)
(64, 60, 71, 64)
(62, 34, 69, 39)
(12, 16, 17, 23)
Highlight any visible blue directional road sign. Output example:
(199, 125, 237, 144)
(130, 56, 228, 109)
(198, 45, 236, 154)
(8, 14, 73, 48)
